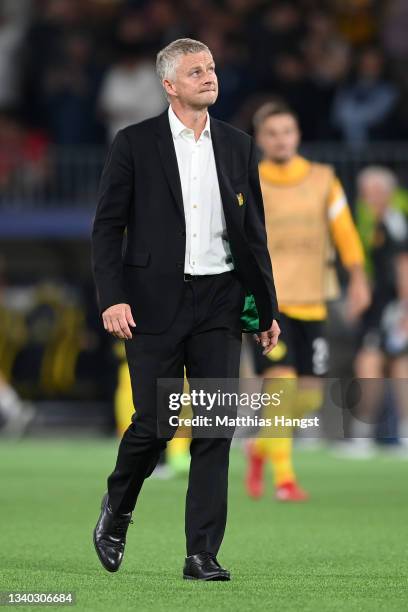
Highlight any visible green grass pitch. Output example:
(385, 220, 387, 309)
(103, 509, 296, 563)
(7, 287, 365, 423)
(1, 439, 407, 611)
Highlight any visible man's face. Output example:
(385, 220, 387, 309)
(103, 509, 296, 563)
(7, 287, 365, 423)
(256, 113, 300, 163)
(164, 51, 218, 109)
(359, 177, 392, 218)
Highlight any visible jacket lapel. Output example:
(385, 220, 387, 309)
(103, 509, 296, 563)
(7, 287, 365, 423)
(210, 117, 237, 223)
(155, 109, 185, 222)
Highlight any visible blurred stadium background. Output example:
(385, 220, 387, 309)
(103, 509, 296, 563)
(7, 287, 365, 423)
(1, 1, 408, 610)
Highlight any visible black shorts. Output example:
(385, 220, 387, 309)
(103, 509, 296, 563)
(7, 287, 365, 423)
(250, 313, 329, 377)
(357, 299, 408, 357)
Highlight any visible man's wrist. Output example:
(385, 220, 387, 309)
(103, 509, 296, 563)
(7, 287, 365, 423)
(348, 264, 366, 283)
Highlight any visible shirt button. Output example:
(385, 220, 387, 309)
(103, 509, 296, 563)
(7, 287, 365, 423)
(193, 205, 198, 209)
(192, 261, 195, 266)
(193, 233, 197, 237)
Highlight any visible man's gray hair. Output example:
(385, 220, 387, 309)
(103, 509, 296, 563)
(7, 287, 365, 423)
(358, 166, 398, 193)
(156, 38, 212, 85)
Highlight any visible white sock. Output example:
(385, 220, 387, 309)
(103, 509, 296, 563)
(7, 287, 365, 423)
(399, 418, 408, 447)
(0, 386, 23, 419)
(349, 416, 375, 446)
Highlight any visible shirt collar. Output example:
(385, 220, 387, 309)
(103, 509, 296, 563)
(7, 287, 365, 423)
(168, 105, 211, 141)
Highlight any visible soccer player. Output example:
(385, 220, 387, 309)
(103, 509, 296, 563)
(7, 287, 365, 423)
(246, 100, 370, 501)
(347, 167, 408, 455)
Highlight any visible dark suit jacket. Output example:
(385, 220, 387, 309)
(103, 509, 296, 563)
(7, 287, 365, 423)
(91, 107, 279, 334)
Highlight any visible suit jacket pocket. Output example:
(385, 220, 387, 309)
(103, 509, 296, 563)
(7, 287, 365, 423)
(123, 251, 151, 267)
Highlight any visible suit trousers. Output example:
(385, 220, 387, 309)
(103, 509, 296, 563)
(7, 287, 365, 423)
(107, 269, 245, 555)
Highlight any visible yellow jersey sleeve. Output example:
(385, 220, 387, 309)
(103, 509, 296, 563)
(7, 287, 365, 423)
(327, 177, 365, 269)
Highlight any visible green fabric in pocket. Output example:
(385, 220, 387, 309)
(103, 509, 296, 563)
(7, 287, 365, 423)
(241, 293, 259, 333)
(229, 252, 260, 332)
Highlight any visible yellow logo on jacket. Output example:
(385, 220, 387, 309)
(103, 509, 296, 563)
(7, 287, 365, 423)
(236, 192, 244, 206)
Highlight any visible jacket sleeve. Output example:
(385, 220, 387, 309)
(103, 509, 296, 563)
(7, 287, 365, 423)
(91, 129, 133, 315)
(245, 137, 280, 323)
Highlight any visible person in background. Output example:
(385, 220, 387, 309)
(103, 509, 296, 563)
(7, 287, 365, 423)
(0, 110, 50, 197)
(0, 257, 36, 437)
(0, 372, 35, 437)
(331, 47, 399, 145)
(346, 167, 408, 456)
(98, 11, 166, 141)
(0, 4, 26, 109)
(41, 32, 104, 145)
(246, 99, 370, 501)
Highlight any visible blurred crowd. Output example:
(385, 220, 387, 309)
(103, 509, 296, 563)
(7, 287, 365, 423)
(0, 0, 408, 151)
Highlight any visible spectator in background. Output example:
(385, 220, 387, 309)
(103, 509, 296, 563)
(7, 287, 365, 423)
(332, 0, 377, 47)
(348, 167, 408, 456)
(0, 255, 36, 437)
(232, 53, 319, 139)
(98, 10, 166, 141)
(382, 0, 408, 132)
(303, 11, 352, 139)
(0, 6, 27, 108)
(21, 0, 87, 129)
(332, 47, 399, 145)
(0, 110, 49, 197)
(145, 0, 185, 46)
(234, 8, 351, 139)
(41, 32, 104, 145)
(2, 0, 33, 25)
(246, 1, 305, 89)
(382, 0, 408, 63)
(3, 0, 407, 147)
(268, 52, 318, 140)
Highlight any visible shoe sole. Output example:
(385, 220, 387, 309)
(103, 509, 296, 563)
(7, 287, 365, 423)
(183, 574, 230, 581)
(93, 494, 121, 573)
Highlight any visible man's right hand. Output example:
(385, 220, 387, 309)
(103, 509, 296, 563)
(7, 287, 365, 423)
(102, 303, 136, 339)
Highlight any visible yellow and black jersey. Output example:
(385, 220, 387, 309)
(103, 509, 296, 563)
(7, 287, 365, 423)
(259, 155, 364, 321)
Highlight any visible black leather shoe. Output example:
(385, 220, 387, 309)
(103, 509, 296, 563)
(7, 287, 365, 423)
(93, 492, 133, 572)
(183, 552, 230, 581)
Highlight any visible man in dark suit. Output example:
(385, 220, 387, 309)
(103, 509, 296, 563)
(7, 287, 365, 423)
(92, 38, 280, 581)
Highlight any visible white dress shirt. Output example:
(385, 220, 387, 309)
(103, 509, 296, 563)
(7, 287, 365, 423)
(168, 105, 234, 275)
